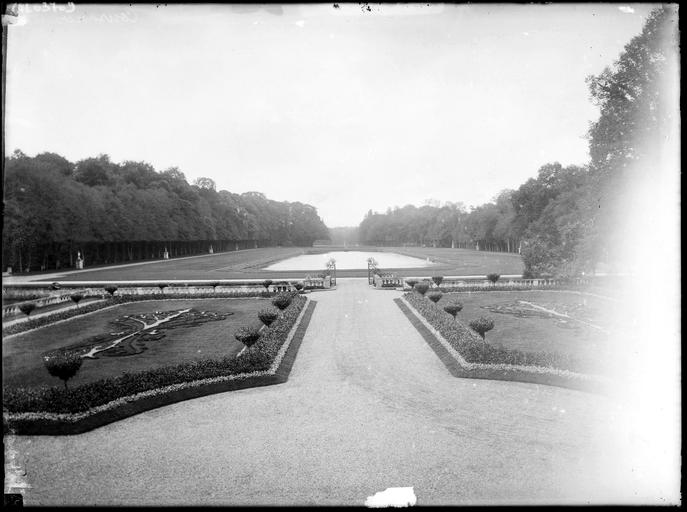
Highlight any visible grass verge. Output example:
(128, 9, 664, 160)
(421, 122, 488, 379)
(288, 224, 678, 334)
(395, 294, 609, 393)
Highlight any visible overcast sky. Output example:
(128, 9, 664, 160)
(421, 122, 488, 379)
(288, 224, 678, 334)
(5, 3, 654, 226)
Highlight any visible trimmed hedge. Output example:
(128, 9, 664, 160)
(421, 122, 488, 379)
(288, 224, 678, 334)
(438, 283, 590, 293)
(3, 295, 308, 415)
(403, 292, 585, 373)
(413, 282, 430, 296)
(2, 291, 273, 337)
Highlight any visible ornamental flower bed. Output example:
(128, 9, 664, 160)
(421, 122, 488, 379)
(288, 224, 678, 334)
(3, 295, 309, 417)
(401, 292, 586, 373)
(2, 291, 271, 337)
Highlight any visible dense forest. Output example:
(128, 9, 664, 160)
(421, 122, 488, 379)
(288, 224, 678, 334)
(2, 152, 329, 271)
(359, 6, 677, 278)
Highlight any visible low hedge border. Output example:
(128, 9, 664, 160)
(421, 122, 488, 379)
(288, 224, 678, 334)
(2, 292, 275, 338)
(3, 297, 317, 435)
(395, 295, 610, 394)
(404, 283, 608, 294)
(424, 287, 618, 302)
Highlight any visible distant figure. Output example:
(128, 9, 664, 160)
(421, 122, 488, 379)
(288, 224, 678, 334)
(163, 247, 169, 259)
(76, 251, 84, 269)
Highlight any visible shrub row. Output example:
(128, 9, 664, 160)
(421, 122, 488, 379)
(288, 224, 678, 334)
(2, 291, 273, 337)
(3, 295, 308, 414)
(436, 283, 589, 293)
(403, 292, 585, 373)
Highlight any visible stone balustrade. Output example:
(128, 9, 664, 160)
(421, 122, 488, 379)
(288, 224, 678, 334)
(403, 276, 594, 291)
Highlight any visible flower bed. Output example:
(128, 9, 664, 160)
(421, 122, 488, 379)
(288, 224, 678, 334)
(2, 291, 271, 337)
(3, 295, 316, 435)
(398, 292, 607, 392)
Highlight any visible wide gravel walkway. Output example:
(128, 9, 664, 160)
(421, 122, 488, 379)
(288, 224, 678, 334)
(6, 279, 644, 505)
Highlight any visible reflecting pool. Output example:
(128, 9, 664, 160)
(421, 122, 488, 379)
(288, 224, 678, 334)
(263, 251, 436, 271)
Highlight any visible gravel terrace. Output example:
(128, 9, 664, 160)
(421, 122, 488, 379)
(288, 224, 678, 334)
(5, 279, 646, 505)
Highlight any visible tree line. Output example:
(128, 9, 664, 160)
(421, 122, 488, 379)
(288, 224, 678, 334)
(2, 152, 329, 272)
(359, 6, 677, 278)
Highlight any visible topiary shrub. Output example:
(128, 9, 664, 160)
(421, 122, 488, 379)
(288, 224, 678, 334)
(413, 282, 430, 296)
(469, 316, 495, 340)
(18, 303, 37, 317)
(262, 279, 273, 291)
(406, 279, 418, 289)
(104, 285, 118, 297)
(258, 308, 279, 327)
(70, 293, 84, 307)
(427, 291, 443, 303)
(443, 301, 463, 318)
(272, 293, 292, 310)
(234, 326, 262, 347)
(293, 282, 304, 292)
(158, 284, 168, 294)
(487, 273, 501, 285)
(43, 351, 83, 390)
(431, 276, 444, 287)
(208, 281, 220, 292)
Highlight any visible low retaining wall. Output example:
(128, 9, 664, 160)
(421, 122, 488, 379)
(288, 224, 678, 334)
(402, 277, 595, 291)
(2, 292, 91, 317)
(2, 280, 307, 317)
(373, 275, 404, 288)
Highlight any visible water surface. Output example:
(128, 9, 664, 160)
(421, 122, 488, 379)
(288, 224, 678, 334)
(264, 251, 436, 271)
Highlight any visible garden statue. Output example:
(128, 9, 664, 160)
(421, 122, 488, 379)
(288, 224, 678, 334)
(76, 251, 84, 269)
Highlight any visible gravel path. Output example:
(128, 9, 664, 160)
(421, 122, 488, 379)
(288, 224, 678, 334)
(5, 279, 642, 505)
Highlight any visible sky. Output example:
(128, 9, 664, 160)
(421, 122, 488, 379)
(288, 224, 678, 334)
(4, 3, 656, 227)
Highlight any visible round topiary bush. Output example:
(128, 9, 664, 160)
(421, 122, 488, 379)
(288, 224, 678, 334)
(234, 326, 262, 347)
(70, 293, 84, 307)
(469, 316, 495, 340)
(413, 282, 430, 296)
(427, 291, 443, 303)
(487, 273, 501, 285)
(43, 351, 83, 390)
(443, 301, 463, 318)
(431, 276, 444, 287)
(18, 303, 37, 317)
(104, 285, 118, 297)
(406, 279, 418, 289)
(262, 279, 273, 291)
(293, 282, 304, 292)
(272, 293, 292, 310)
(258, 308, 279, 327)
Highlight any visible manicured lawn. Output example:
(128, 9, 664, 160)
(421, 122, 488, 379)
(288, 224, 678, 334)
(34, 246, 524, 282)
(37, 247, 308, 282)
(2, 298, 268, 389)
(387, 246, 524, 276)
(435, 290, 614, 367)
